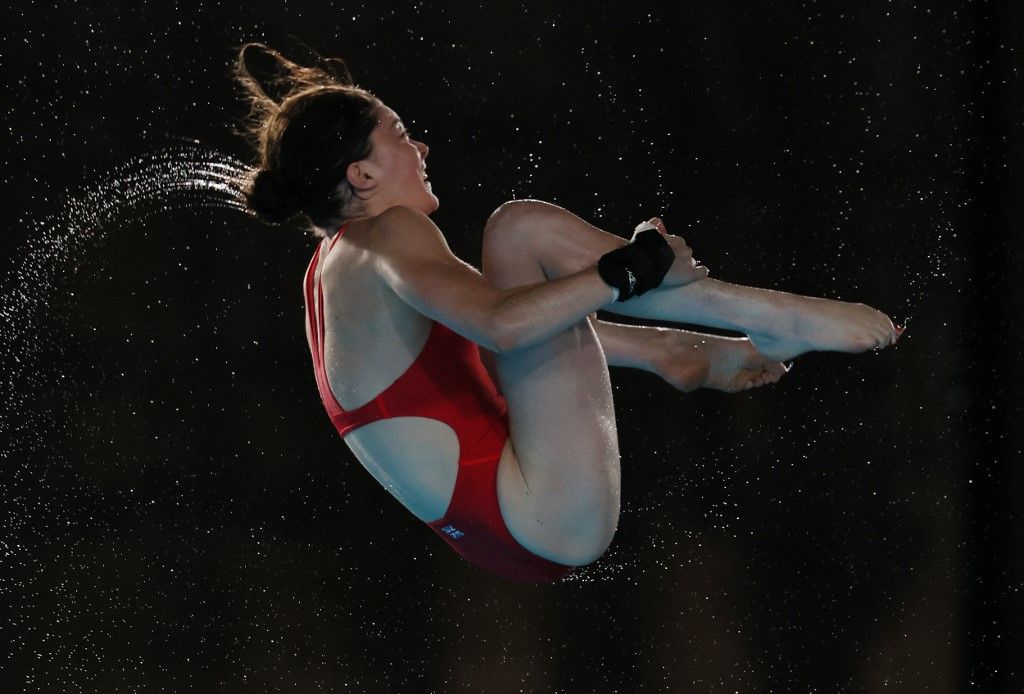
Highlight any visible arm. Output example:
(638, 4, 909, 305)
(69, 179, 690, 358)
(371, 205, 615, 353)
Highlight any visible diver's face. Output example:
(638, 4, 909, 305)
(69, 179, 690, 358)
(361, 105, 438, 214)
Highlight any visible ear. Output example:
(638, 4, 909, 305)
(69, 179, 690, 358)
(346, 160, 377, 191)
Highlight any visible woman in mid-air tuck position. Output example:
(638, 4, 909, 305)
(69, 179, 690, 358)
(235, 44, 899, 583)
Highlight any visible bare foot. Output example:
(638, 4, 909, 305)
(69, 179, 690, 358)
(747, 296, 899, 362)
(653, 332, 788, 393)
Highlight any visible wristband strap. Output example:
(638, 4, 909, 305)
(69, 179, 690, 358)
(597, 223, 675, 301)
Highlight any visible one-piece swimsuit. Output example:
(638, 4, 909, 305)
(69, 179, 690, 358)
(304, 225, 573, 583)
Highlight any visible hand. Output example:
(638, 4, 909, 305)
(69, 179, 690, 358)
(645, 217, 709, 287)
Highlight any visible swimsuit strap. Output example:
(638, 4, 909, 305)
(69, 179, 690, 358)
(329, 223, 349, 249)
(304, 224, 357, 423)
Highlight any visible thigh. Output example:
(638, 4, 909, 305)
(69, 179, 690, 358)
(482, 199, 627, 285)
(484, 201, 622, 566)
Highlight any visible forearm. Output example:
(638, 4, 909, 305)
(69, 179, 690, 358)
(495, 273, 749, 364)
(492, 266, 615, 351)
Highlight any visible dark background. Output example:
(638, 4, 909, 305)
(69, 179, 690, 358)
(2, 1, 1021, 691)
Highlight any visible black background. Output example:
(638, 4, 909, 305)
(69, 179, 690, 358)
(2, 1, 1021, 692)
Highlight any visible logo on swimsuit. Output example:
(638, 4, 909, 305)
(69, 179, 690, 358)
(441, 524, 465, 540)
(626, 269, 637, 295)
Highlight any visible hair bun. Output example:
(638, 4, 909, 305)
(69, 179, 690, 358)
(246, 168, 304, 224)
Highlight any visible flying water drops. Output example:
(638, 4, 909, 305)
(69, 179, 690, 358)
(1, 143, 252, 464)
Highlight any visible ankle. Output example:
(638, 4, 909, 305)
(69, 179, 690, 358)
(651, 330, 710, 392)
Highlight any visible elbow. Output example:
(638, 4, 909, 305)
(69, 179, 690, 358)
(488, 320, 522, 354)
(486, 304, 527, 354)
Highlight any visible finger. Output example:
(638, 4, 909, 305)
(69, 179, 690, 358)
(670, 237, 693, 257)
(882, 325, 895, 348)
(648, 217, 666, 235)
(883, 315, 897, 344)
(689, 265, 710, 281)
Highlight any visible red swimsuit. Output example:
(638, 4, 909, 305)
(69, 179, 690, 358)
(304, 226, 573, 583)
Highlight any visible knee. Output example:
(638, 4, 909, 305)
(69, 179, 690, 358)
(481, 200, 562, 283)
(483, 199, 593, 284)
(483, 199, 560, 251)
(487, 198, 559, 230)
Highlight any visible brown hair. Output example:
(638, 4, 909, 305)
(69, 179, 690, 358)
(235, 43, 380, 234)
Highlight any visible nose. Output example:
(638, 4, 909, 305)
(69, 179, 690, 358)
(416, 139, 429, 159)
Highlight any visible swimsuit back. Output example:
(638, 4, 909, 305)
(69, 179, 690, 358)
(303, 226, 508, 442)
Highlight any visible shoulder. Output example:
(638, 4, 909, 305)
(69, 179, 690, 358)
(376, 204, 432, 226)
(370, 206, 448, 254)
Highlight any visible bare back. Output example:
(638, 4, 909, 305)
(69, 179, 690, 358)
(304, 221, 465, 522)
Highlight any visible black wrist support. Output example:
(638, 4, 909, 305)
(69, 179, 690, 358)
(597, 227, 675, 301)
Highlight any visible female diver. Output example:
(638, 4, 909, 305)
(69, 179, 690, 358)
(235, 44, 899, 583)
